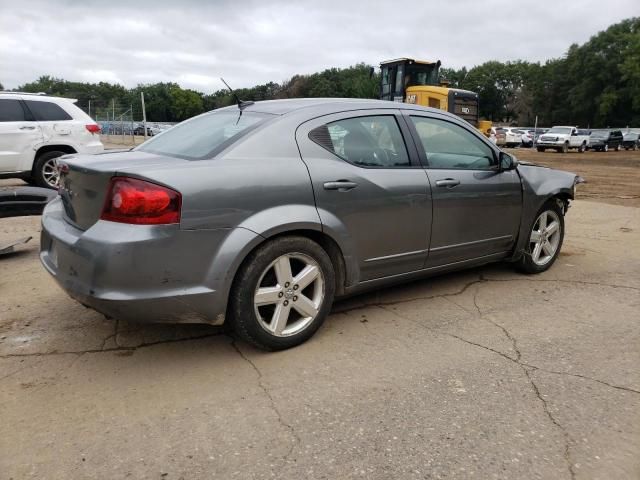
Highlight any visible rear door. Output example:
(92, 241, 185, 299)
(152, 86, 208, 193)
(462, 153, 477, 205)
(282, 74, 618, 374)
(0, 97, 42, 173)
(407, 114, 522, 266)
(23, 99, 74, 145)
(296, 110, 431, 281)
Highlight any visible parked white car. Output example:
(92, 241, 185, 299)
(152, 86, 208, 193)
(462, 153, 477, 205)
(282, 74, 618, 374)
(518, 129, 534, 147)
(496, 127, 522, 148)
(536, 126, 589, 153)
(0, 92, 103, 188)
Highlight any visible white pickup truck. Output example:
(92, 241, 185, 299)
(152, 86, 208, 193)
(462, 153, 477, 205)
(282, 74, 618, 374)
(536, 126, 589, 153)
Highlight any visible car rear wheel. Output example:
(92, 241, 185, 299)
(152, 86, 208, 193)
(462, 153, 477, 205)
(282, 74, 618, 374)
(603, 144, 609, 152)
(615, 144, 621, 151)
(33, 151, 66, 189)
(516, 201, 564, 274)
(578, 143, 586, 153)
(230, 236, 335, 351)
(561, 142, 569, 153)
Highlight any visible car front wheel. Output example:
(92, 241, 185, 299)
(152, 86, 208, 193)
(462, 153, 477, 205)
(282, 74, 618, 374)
(230, 236, 335, 350)
(517, 201, 565, 274)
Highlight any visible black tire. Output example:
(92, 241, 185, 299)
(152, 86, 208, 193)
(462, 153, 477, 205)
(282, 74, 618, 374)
(561, 142, 569, 153)
(230, 236, 336, 351)
(615, 144, 621, 151)
(33, 150, 66, 189)
(578, 143, 586, 153)
(603, 144, 609, 152)
(634, 144, 638, 151)
(537, 147, 545, 153)
(516, 200, 565, 274)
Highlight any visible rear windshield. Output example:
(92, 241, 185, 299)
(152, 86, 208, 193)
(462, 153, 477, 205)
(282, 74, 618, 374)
(590, 130, 608, 138)
(136, 110, 270, 160)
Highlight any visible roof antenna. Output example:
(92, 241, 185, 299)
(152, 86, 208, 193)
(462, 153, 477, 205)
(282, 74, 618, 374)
(221, 78, 254, 110)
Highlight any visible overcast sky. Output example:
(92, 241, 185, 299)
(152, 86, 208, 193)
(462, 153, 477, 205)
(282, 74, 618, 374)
(1, 0, 638, 93)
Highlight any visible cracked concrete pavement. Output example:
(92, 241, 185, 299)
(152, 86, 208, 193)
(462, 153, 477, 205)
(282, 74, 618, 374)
(1, 200, 639, 479)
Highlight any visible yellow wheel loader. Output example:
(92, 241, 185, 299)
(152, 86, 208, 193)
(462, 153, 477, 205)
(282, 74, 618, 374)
(379, 58, 492, 135)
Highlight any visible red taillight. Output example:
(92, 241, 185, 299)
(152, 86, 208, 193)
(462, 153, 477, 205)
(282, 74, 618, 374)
(100, 177, 181, 225)
(86, 124, 101, 134)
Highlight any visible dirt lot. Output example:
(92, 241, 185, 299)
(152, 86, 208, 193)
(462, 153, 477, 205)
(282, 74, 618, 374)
(1, 147, 639, 479)
(505, 147, 640, 207)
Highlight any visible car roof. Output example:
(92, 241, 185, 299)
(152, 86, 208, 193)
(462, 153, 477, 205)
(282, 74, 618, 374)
(0, 92, 78, 103)
(218, 98, 423, 116)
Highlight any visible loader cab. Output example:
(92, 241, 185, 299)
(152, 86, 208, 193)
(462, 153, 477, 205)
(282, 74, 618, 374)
(380, 57, 480, 128)
(380, 58, 441, 102)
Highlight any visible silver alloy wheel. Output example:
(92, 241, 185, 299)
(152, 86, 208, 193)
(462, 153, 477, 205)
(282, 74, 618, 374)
(42, 157, 60, 188)
(253, 253, 325, 337)
(529, 210, 561, 266)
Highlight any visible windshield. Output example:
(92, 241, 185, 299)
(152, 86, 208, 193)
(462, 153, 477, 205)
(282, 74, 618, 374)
(547, 127, 572, 134)
(136, 110, 270, 160)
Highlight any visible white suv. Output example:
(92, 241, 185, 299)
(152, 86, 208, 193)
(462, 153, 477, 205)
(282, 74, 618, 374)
(0, 92, 104, 188)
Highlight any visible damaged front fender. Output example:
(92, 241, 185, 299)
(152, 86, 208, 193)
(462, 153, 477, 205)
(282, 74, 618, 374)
(510, 162, 584, 261)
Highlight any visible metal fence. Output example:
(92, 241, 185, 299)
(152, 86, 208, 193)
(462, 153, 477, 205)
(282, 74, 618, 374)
(73, 94, 176, 144)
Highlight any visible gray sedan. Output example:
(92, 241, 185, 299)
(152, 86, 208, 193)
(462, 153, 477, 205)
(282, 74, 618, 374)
(40, 99, 582, 350)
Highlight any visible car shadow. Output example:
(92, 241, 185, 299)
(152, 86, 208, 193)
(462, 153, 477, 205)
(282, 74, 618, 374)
(99, 263, 515, 353)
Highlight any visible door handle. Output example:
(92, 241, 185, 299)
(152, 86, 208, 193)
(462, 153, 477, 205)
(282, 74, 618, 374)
(435, 178, 460, 188)
(323, 180, 358, 191)
(19, 126, 36, 130)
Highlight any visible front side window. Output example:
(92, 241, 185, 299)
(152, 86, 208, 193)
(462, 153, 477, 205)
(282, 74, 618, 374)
(411, 116, 495, 170)
(136, 110, 269, 160)
(0, 99, 26, 122)
(310, 115, 410, 168)
(25, 101, 72, 121)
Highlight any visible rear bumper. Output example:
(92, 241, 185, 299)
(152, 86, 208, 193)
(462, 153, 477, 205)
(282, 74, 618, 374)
(40, 198, 233, 325)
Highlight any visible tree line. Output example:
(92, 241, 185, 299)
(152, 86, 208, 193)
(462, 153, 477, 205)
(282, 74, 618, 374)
(3, 17, 638, 127)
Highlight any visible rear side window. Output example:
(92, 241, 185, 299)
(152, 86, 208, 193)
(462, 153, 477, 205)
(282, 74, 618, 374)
(136, 110, 268, 160)
(0, 99, 27, 122)
(411, 116, 496, 170)
(25, 100, 73, 121)
(309, 115, 410, 168)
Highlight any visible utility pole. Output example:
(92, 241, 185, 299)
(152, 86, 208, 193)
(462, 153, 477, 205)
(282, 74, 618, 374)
(112, 98, 115, 125)
(88, 100, 91, 118)
(141, 92, 147, 141)
(130, 104, 134, 145)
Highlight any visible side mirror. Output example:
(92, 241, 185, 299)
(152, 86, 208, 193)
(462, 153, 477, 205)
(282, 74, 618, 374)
(499, 151, 518, 171)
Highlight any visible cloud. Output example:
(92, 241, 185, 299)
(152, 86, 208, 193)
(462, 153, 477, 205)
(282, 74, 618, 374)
(0, 0, 637, 93)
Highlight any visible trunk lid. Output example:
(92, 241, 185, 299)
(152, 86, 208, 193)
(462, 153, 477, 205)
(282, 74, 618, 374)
(58, 151, 188, 230)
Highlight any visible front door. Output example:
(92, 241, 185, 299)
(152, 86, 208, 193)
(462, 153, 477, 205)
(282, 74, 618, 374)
(407, 114, 522, 266)
(0, 98, 42, 173)
(296, 110, 432, 281)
